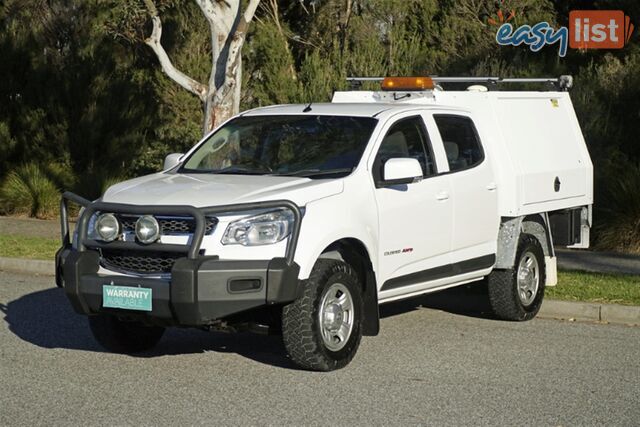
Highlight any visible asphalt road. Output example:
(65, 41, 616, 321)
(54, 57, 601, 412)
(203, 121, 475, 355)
(1, 271, 638, 426)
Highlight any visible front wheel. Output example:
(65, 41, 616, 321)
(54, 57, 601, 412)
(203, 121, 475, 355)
(282, 259, 363, 371)
(488, 234, 546, 321)
(88, 314, 165, 354)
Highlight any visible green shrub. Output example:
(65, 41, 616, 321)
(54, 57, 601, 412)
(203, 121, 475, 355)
(594, 162, 640, 254)
(0, 164, 60, 219)
(45, 161, 77, 191)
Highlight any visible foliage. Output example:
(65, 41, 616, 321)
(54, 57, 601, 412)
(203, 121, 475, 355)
(243, 19, 303, 106)
(594, 162, 640, 254)
(0, 164, 60, 219)
(0, 0, 639, 252)
(0, 0, 160, 200)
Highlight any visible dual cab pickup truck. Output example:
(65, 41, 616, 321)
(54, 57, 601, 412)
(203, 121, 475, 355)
(56, 76, 593, 371)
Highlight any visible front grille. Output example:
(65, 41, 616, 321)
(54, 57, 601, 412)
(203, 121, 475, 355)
(116, 215, 217, 235)
(101, 250, 182, 274)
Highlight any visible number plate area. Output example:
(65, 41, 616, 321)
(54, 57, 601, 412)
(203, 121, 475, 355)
(102, 284, 152, 312)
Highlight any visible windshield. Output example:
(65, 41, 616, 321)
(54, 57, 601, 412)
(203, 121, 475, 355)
(180, 115, 378, 178)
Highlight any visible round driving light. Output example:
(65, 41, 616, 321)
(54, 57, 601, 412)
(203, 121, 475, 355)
(135, 215, 160, 244)
(95, 213, 120, 242)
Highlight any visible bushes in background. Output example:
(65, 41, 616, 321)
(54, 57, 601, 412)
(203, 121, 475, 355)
(0, 161, 130, 220)
(0, 164, 60, 219)
(594, 162, 640, 254)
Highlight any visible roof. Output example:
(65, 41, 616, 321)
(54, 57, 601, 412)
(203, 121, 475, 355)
(240, 101, 466, 118)
(241, 103, 392, 117)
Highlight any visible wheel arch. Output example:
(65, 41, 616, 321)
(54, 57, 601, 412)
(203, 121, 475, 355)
(521, 214, 553, 257)
(495, 213, 553, 270)
(316, 238, 379, 336)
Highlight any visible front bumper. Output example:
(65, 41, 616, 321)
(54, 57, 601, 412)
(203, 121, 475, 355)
(58, 249, 299, 326)
(56, 192, 302, 326)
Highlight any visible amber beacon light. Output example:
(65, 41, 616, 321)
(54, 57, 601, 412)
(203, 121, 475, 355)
(381, 76, 434, 91)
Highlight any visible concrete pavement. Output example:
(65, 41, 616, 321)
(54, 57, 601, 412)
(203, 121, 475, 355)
(1, 271, 639, 426)
(0, 257, 55, 276)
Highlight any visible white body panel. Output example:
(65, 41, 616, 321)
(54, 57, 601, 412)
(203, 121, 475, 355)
(373, 155, 453, 282)
(103, 173, 343, 207)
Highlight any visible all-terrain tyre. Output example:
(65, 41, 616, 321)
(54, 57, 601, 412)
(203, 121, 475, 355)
(88, 314, 165, 353)
(282, 259, 363, 371)
(488, 233, 546, 321)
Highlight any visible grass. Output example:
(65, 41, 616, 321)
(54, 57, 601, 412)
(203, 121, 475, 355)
(0, 235, 60, 260)
(548, 270, 640, 306)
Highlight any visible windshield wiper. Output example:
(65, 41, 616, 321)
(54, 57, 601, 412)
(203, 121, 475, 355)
(276, 168, 353, 178)
(211, 165, 270, 175)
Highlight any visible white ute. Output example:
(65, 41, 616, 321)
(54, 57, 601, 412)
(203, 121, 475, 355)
(57, 75, 593, 371)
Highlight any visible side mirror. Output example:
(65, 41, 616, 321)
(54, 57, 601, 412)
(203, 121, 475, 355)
(163, 153, 184, 170)
(381, 158, 423, 186)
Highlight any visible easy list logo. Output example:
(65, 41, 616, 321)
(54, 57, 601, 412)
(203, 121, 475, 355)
(494, 10, 634, 57)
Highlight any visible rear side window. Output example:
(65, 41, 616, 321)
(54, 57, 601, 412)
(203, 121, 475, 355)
(373, 116, 436, 182)
(434, 115, 484, 172)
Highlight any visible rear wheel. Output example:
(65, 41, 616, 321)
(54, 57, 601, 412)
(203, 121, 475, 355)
(88, 314, 165, 353)
(282, 259, 363, 371)
(488, 234, 546, 321)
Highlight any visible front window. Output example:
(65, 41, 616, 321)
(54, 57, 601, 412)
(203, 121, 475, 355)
(181, 115, 378, 178)
(373, 116, 436, 183)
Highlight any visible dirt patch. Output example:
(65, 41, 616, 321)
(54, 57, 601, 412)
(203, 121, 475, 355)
(0, 216, 74, 239)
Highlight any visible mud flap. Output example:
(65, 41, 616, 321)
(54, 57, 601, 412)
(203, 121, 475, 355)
(545, 256, 557, 287)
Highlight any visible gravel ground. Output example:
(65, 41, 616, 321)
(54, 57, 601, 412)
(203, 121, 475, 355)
(1, 271, 638, 426)
(0, 216, 73, 239)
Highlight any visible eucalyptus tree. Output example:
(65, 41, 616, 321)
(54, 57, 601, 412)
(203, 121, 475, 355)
(141, 0, 260, 133)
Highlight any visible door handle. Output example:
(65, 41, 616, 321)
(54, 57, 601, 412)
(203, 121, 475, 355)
(436, 191, 450, 201)
(486, 182, 497, 191)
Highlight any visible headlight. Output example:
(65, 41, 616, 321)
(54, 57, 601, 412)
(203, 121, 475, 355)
(222, 208, 294, 246)
(135, 215, 160, 244)
(95, 213, 120, 242)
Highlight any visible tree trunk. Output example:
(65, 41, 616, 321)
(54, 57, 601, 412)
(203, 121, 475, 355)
(202, 55, 244, 134)
(144, 0, 260, 136)
(202, 70, 238, 134)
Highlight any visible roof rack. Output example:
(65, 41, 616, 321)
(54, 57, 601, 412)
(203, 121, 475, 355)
(346, 75, 573, 91)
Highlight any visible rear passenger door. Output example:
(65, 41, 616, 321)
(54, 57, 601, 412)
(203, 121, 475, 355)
(372, 114, 453, 297)
(429, 114, 499, 267)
